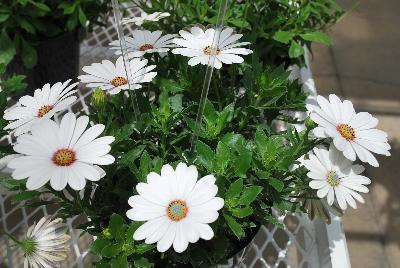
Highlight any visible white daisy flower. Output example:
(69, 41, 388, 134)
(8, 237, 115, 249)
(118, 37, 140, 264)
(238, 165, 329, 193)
(303, 145, 371, 210)
(3, 79, 78, 136)
(22, 216, 70, 268)
(78, 56, 157, 95)
(109, 30, 176, 58)
(311, 94, 391, 167)
(127, 163, 224, 253)
(7, 113, 115, 191)
(172, 26, 253, 69)
(122, 11, 170, 26)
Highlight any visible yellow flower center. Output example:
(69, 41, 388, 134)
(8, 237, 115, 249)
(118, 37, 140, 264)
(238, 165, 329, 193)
(139, 44, 154, 51)
(326, 170, 340, 187)
(53, 149, 76, 166)
(166, 200, 188, 221)
(203, 45, 221, 56)
(337, 123, 356, 141)
(111, 76, 128, 87)
(37, 105, 53, 117)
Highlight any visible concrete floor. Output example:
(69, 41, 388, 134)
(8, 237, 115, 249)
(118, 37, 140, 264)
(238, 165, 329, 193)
(311, 1, 400, 267)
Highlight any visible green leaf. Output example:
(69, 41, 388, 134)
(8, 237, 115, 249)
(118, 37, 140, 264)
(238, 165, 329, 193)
(78, 6, 87, 26)
(2, 75, 27, 95)
(268, 177, 284, 192)
(0, 177, 26, 191)
(228, 18, 250, 29)
(288, 41, 304, 58)
(21, 38, 37, 68)
(0, 30, 16, 66)
(28, 0, 50, 11)
(90, 238, 111, 255)
(17, 17, 36, 34)
(225, 178, 243, 199)
(203, 100, 218, 127)
(11, 190, 41, 204)
(93, 260, 109, 268)
(215, 141, 230, 174)
(196, 140, 215, 171)
(139, 151, 152, 182)
(113, 124, 135, 144)
(300, 31, 332, 45)
(159, 89, 171, 116)
(66, 12, 78, 31)
(111, 255, 128, 268)
(109, 214, 125, 240)
(126, 222, 142, 244)
(101, 243, 122, 258)
(232, 141, 252, 178)
(216, 103, 234, 132)
(169, 94, 183, 112)
(224, 214, 244, 239)
(264, 213, 284, 229)
(238, 186, 263, 206)
(232, 207, 253, 218)
(119, 145, 145, 169)
(0, 14, 10, 23)
(273, 31, 294, 44)
(160, 79, 186, 93)
(134, 243, 155, 254)
(59, 2, 76, 14)
(134, 257, 153, 268)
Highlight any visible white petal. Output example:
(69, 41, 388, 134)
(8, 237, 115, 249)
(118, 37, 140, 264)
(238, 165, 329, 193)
(133, 217, 168, 241)
(68, 166, 87, 191)
(145, 218, 171, 244)
(317, 185, 331, 198)
(173, 222, 189, 253)
(187, 210, 219, 224)
(187, 185, 218, 207)
(157, 223, 176, 252)
(50, 168, 69, 191)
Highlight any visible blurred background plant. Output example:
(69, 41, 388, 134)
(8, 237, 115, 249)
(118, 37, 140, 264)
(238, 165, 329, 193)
(0, 0, 116, 93)
(137, 0, 344, 66)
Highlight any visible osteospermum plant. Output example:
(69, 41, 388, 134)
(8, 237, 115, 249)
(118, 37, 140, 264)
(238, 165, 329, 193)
(0, 1, 391, 267)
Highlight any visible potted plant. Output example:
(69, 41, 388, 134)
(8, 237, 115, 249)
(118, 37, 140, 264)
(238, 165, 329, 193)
(0, 1, 391, 267)
(0, 0, 114, 94)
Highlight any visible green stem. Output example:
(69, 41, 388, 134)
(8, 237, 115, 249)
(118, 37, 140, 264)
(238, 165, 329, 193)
(1, 230, 22, 246)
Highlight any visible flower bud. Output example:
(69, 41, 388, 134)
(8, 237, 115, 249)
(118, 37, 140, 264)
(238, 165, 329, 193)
(102, 228, 112, 239)
(305, 116, 317, 130)
(91, 88, 107, 108)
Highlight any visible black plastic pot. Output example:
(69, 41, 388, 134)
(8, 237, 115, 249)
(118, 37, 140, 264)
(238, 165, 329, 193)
(7, 28, 84, 95)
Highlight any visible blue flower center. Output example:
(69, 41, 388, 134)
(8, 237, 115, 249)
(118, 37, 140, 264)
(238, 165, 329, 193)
(326, 170, 340, 187)
(167, 200, 187, 221)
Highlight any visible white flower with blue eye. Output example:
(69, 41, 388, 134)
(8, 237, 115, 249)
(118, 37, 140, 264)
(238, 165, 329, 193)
(3, 80, 78, 136)
(127, 163, 224, 253)
(172, 26, 253, 69)
(79, 56, 157, 95)
(303, 145, 371, 210)
(8, 113, 115, 191)
(109, 30, 176, 58)
(311, 94, 390, 167)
